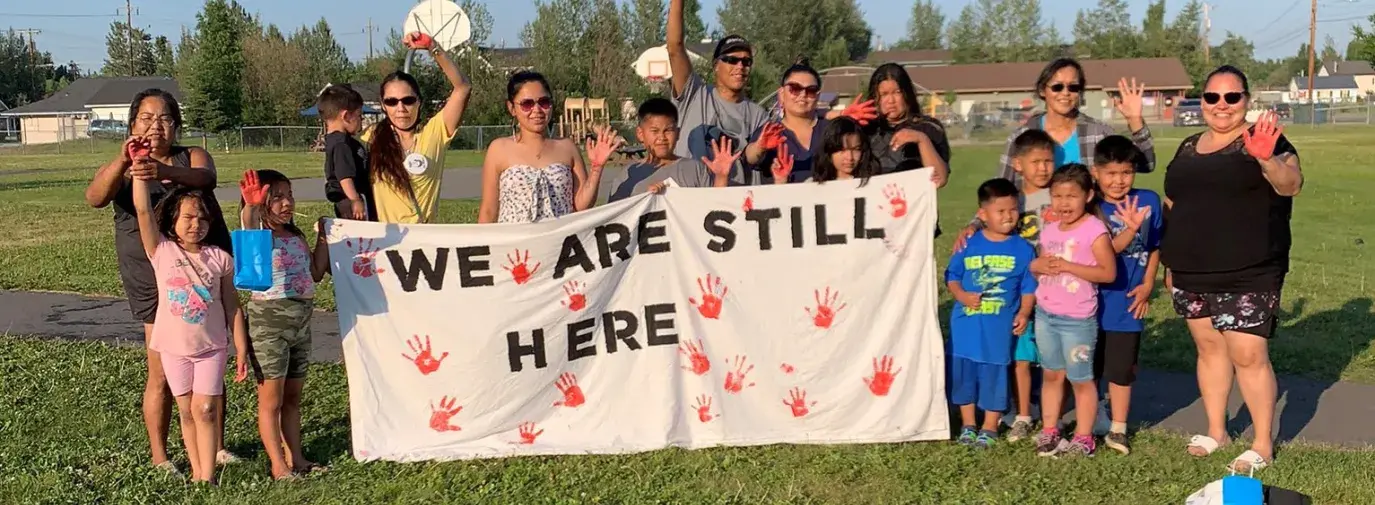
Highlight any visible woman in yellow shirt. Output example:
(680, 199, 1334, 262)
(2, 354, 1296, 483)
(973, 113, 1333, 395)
(363, 32, 472, 224)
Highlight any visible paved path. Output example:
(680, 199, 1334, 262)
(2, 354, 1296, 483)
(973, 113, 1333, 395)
(213, 167, 633, 203)
(4, 288, 1373, 449)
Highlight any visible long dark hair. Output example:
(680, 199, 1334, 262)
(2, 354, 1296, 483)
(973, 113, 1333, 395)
(369, 72, 422, 198)
(153, 187, 210, 244)
(126, 88, 182, 136)
(813, 117, 879, 185)
(239, 169, 305, 239)
(865, 63, 923, 128)
(1049, 163, 1106, 223)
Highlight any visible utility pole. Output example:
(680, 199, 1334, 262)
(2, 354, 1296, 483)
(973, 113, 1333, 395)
(126, 0, 133, 75)
(1307, 0, 1317, 123)
(1202, 3, 1211, 65)
(366, 18, 377, 60)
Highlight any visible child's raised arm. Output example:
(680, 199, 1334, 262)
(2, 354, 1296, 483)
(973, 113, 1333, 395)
(132, 175, 160, 259)
(1061, 232, 1117, 284)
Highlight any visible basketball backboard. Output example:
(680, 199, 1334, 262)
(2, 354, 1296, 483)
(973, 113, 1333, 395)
(403, 0, 472, 51)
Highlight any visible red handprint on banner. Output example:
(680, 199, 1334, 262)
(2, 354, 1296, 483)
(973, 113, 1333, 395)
(780, 363, 796, 374)
(689, 273, 728, 319)
(346, 238, 386, 278)
(553, 372, 586, 408)
(804, 287, 848, 329)
(428, 396, 463, 432)
(863, 355, 903, 397)
(402, 335, 448, 375)
(517, 422, 544, 445)
(560, 280, 587, 311)
(503, 249, 540, 285)
(692, 394, 719, 423)
(783, 387, 816, 418)
(723, 355, 755, 394)
(878, 184, 909, 218)
(742, 190, 755, 212)
(678, 339, 710, 375)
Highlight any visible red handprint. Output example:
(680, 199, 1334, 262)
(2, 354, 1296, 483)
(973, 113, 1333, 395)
(678, 339, 710, 375)
(403, 31, 435, 50)
(804, 287, 847, 329)
(428, 396, 463, 432)
(742, 190, 755, 212)
(560, 280, 587, 311)
(692, 394, 719, 423)
(346, 238, 385, 278)
(503, 249, 540, 285)
(879, 184, 908, 218)
(125, 136, 152, 160)
(723, 355, 756, 394)
(783, 387, 816, 418)
(553, 372, 586, 408)
(402, 335, 448, 375)
(780, 363, 796, 374)
(758, 122, 786, 151)
(688, 273, 728, 319)
(517, 422, 543, 445)
(863, 355, 903, 397)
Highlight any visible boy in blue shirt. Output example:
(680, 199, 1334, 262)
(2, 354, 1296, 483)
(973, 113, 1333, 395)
(946, 178, 1038, 449)
(1091, 135, 1164, 456)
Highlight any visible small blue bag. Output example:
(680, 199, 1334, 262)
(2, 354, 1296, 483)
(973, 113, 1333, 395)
(232, 227, 274, 292)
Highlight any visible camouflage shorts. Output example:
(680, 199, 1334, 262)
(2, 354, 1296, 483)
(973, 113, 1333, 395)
(247, 298, 313, 380)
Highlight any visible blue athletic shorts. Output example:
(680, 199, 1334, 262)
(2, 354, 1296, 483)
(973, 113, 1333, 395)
(1014, 323, 1039, 363)
(1034, 307, 1099, 382)
(948, 356, 1010, 413)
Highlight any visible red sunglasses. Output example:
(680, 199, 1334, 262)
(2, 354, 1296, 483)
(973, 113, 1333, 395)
(517, 97, 553, 112)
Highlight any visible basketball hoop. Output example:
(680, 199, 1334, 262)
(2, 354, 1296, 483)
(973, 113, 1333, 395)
(402, 0, 472, 73)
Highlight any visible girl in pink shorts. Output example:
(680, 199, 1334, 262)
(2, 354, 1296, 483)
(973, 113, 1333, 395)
(133, 174, 248, 484)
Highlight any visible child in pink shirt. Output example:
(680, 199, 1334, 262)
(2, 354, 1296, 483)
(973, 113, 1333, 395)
(133, 176, 248, 484)
(1029, 164, 1116, 458)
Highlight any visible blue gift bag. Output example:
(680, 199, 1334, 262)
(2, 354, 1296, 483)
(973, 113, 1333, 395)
(232, 228, 274, 292)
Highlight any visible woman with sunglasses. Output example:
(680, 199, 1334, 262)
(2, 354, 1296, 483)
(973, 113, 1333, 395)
(740, 60, 829, 183)
(363, 32, 472, 224)
(1161, 65, 1302, 474)
(477, 71, 621, 224)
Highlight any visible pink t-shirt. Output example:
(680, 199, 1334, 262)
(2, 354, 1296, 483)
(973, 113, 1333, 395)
(149, 239, 234, 356)
(252, 235, 315, 301)
(1035, 215, 1110, 319)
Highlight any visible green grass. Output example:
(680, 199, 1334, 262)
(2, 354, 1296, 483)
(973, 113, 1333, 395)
(3, 335, 1374, 504)
(0, 149, 488, 180)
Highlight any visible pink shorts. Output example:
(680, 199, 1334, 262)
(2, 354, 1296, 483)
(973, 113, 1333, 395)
(160, 348, 228, 396)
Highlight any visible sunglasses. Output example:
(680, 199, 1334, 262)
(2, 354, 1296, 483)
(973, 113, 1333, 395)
(383, 96, 419, 107)
(719, 55, 753, 67)
(1047, 83, 1083, 93)
(517, 97, 553, 112)
(1202, 92, 1246, 105)
(784, 82, 820, 98)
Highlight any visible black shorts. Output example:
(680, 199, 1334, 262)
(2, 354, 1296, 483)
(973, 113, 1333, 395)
(1170, 287, 1281, 339)
(115, 237, 158, 324)
(1093, 330, 1142, 386)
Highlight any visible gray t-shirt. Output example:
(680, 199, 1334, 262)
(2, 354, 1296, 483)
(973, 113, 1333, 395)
(608, 158, 715, 202)
(672, 73, 768, 186)
(1017, 188, 1052, 248)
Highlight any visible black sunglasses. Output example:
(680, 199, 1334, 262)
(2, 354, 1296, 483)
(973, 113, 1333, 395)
(1047, 83, 1083, 93)
(1202, 92, 1246, 105)
(383, 96, 419, 107)
(719, 55, 753, 67)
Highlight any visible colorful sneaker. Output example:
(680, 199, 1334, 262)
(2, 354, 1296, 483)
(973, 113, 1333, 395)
(975, 430, 998, 449)
(1035, 429, 1063, 457)
(1104, 431, 1131, 455)
(957, 426, 978, 447)
(1063, 434, 1097, 457)
(1008, 419, 1034, 442)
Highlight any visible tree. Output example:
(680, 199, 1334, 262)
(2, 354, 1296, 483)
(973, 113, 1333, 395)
(0, 30, 63, 107)
(630, 0, 667, 50)
(1138, 0, 1170, 57)
(896, 0, 944, 50)
(717, 0, 872, 93)
(1167, 0, 1206, 92)
(290, 19, 351, 88)
(461, 0, 494, 46)
(1351, 14, 1375, 65)
(1073, 0, 1139, 59)
(102, 21, 156, 76)
(152, 36, 175, 77)
(946, 0, 1056, 63)
(683, 0, 708, 43)
(173, 26, 198, 82)
(1320, 34, 1341, 69)
(946, 4, 988, 63)
(182, 0, 247, 132)
(584, 0, 642, 117)
(241, 23, 312, 126)
(1211, 32, 1256, 75)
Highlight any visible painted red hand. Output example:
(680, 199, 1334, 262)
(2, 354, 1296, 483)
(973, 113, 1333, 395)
(771, 143, 795, 183)
(503, 249, 541, 285)
(125, 136, 152, 161)
(780, 363, 795, 374)
(1243, 111, 1283, 161)
(404, 31, 435, 50)
(841, 94, 879, 126)
(678, 338, 710, 375)
(688, 273, 728, 319)
(346, 238, 385, 278)
(517, 422, 544, 445)
(879, 184, 908, 218)
(428, 396, 463, 432)
(758, 122, 787, 151)
(863, 355, 903, 397)
(560, 280, 587, 311)
(742, 190, 755, 212)
(804, 286, 847, 329)
(553, 372, 586, 408)
(402, 335, 448, 375)
(238, 170, 269, 207)
(692, 394, 719, 423)
(723, 355, 756, 394)
(783, 387, 816, 418)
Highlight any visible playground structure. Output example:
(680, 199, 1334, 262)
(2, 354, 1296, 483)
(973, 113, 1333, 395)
(558, 97, 608, 142)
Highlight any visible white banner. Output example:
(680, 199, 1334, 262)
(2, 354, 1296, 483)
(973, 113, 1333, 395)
(327, 169, 948, 462)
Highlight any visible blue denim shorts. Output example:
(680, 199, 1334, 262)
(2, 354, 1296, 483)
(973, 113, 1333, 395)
(1034, 308, 1099, 382)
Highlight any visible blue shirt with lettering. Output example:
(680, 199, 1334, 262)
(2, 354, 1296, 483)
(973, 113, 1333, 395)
(945, 231, 1038, 365)
(1097, 188, 1165, 332)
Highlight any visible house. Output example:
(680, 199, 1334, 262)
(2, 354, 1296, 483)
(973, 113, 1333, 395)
(0, 77, 179, 145)
(0, 99, 17, 142)
(861, 49, 952, 67)
(1289, 75, 1362, 103)
(1317, 60, 1375, 97)
(632, 41, 717, 82)
(299, 82, 383, 117)
(817, 57, 1194, 121)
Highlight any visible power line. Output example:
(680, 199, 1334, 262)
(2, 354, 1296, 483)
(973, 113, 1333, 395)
(0, 12, 118, 18)
(1258, 0, 1304, 33)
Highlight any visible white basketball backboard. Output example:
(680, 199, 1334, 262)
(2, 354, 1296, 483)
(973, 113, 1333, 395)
(403, 0, 472, 51)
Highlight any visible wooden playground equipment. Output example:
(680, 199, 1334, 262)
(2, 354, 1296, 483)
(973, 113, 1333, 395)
(558, 97, 608, 143)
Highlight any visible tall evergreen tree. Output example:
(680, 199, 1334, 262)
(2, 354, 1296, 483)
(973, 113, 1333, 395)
(183, 0, 247, 132)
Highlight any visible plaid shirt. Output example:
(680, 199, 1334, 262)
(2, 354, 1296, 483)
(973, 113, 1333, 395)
(996, 112, 1157, 187)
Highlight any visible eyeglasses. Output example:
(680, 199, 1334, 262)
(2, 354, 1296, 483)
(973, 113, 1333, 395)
(1202, 92, 1246, 105)
(136, 115, 176, 127)
(382, 96, 419, 107)
(1047, 83, 1083, 94)
(719, 55, 753, 67)
(784, 82, 820, 98)
(517, 97, 553, 112)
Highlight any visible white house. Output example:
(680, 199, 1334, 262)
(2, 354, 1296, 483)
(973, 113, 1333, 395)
(1318, 60, 1375, 97)
(1289, 75, 1362, 103)
(0, 77, 181, 145)
(631, 41, 715, 81)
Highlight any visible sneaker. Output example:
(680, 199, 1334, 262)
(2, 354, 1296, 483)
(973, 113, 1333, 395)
(1104, 431, 1131, 455)
(956, 427, 978, 447)
(1063, 434, 1097, 457)
(1007, 419, 1034, 442)
(975, 430, 997, 449)
(1035, 429, 1063, 457)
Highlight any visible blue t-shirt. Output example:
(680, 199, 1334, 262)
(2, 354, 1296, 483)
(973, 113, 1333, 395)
(1097, 188, 1165, 332)
(945, 231, 1039, 365)
(1041, 117, 1081, 167)
(748, 119, 828, 183)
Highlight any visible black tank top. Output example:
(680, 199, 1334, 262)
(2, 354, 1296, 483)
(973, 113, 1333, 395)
(111, 146, 234, 262)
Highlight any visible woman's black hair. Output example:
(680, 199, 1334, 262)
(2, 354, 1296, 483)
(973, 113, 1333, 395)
(865, 63, 924, 128)
(369, 72, 423, 200)
(813, 117, 879, 185)
(1204, 65, 1251, 94)
(126, 88, 182, 136)
(507, 71, 551, 105)
(1049, 163, 1106, 223)
(153, 187, 210, 243)
(240, 169, 305, 239)
(1034, 58, 1087, 101)
(779, 58, 822, 87)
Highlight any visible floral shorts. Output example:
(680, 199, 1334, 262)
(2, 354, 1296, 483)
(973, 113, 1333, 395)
(1170, 288, 1281, 339)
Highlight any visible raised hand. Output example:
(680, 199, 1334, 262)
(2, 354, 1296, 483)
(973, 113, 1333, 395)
(770, 143, 794, 184)
(700, 136, 741, 179)
(863, 355, 902, 397)
(585, 125, 624, 171)
(124, 136, 152, 162)
(403, 31, 435, 50)
(1113, 195, 1148, 232)
(239, 170, 269, 207)
(1243, 111, 1283, 161)
(1113, 77, 1145, 120)
(841, 94, 878, 126)
(757, 122, 787, 151)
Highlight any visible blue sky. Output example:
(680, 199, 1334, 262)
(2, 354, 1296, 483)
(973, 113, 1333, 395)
(7, 0, 1371, 71)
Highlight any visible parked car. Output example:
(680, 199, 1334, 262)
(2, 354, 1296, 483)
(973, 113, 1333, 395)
(1270, 103, 1292, 120)
(88, 119, 127, 139)
(1172, 98, 1204, 127)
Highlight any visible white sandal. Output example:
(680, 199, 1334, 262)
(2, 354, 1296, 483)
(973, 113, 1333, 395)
(1187, 435, 1222, 457)
(1229, 450, 1271, 473)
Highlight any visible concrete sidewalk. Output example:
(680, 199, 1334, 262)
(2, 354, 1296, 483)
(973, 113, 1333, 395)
(4, 289, 1373, 449)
